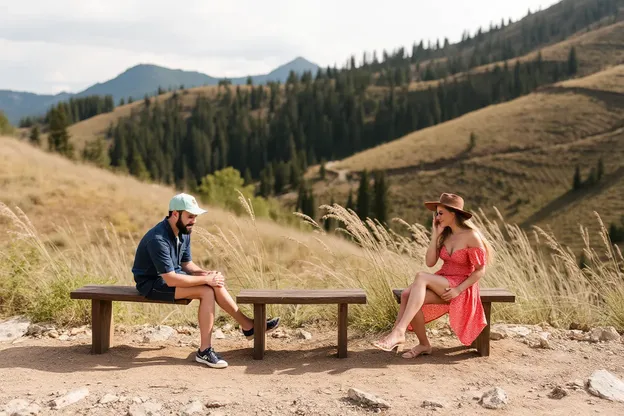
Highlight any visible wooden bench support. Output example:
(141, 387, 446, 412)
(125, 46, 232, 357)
(70, 285, 191, 354)
(392, 287, 514, 357)
(237, 289, 367, 359)
(338, 303, 348, 358)
(92, 299, 113, 354)
(253, 303, 267, 360)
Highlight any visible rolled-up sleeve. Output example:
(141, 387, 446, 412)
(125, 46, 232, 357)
(146, 238, 174, 274)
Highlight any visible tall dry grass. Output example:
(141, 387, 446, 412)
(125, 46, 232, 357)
(1, 195, 623, 332)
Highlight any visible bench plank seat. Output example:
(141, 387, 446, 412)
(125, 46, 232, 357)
(237, 289, 367, 304)
(237, 289, 367, 359)
(71, 285, 191, 304)
(392, 287, 515, 357)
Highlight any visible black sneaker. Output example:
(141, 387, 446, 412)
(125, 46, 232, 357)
(195, 347, 228, 369)
(242, 317, 280, 340)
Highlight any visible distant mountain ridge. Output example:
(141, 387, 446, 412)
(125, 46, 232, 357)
(0, 57, 319, 124)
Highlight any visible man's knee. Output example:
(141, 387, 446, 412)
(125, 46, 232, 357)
(199, 285, 215, 300)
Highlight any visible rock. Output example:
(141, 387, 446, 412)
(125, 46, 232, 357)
(586, 369, 624, 402)
(568, 330, 588, 341)
(59, 334, 70, 341)
(4, 399, 41, 415)
(479, 387, 508, 409)
(548, 386, 568, 399)
(347, 388, 391, 409)
(505, 326, 531, 337)
(490, 325, 508, 341)
(181, 400, 205, 415)
(297, 329, 312, 340)
(99, 394, 119, 404)
(51, 387, 89, 409)
(205, 400, 228, 408)
(566, 379, 585, 390)
(141, 325, 176, 343)
(213, 329, 226, 339)
(221, 324, 234, 332)
(70, 326, 87, 336)
(270, 328, 289, 339)
(421, 400, 445, 409)
(128, 402, 162, 416)
(26, 323, 53, 337)
(587, 327, 619, 343)
(598, 327, 620, 342)
(0, 316, 31, 342)
(175, 326, 194, 335)
(47, 329, 59, 339)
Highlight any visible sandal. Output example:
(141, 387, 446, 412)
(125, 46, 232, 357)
(401, 345, 432, 359)
(372, 334, 406, 353)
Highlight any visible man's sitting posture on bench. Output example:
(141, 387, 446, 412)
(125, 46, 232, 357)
(131, 193, 280, 368)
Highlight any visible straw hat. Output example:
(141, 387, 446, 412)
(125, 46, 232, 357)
(424, 193, 473, 219)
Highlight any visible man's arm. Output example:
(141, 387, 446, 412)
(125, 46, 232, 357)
(160, 270, 220, 288)
(181, 260, 205, 275)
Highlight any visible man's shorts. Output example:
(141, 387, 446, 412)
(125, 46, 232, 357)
(145, 277, 177, 302)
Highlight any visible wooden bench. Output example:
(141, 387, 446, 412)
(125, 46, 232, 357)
(236, 289, 367, 360)
(392, 287, 515, 357)
(70, 285, 191, 354)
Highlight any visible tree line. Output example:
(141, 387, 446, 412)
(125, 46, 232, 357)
(20, 95, 114, 128)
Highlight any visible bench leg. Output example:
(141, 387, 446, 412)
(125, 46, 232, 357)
(338, 303, 348, 358)
(253, 303, 266, 360)
(91, 299, 113, 354)
(474, 302, 492, 357)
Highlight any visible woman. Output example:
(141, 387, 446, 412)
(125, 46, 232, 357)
(373, 193, 492, 358)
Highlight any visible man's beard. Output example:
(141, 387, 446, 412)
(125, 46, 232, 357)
(176, 217, 192, 234)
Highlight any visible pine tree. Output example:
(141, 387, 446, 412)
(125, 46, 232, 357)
(29, 125, 40, 146)
(597, 157, 604, 181)
(573, 165, 582, 190)
(346, 189, 354, 211)
(356, 170, 371, 220)
(373, 170, 389, 224)
(568, 46, 578, 75)
(243, 167, 253, 185)
(48, 107, 73, 158)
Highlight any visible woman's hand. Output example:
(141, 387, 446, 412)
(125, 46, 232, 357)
(441, 287, 460, 301)
(432, 213, 445, 236)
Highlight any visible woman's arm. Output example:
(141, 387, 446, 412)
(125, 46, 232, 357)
(441, 230, 486, 300)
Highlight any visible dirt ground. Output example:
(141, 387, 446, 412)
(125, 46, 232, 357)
(1, 323, 624, 415)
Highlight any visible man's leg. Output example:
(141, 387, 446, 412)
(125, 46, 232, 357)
(211, 285, 253, 331)
(175, 285, 215, 350)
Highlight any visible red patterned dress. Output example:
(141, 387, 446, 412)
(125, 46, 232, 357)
(418, 246, 488, 346)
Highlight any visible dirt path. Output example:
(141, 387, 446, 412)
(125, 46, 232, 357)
(1, 323, 624, 415)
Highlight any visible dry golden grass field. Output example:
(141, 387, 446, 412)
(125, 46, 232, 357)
(1, 135, 623, 334)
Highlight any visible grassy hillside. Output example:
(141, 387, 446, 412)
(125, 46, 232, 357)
(318, 65, 624, 254)
(1, 135, 623, 333)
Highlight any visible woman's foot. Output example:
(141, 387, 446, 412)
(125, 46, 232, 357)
(372, 330, 406, 353)
(401, 344, 432, 359)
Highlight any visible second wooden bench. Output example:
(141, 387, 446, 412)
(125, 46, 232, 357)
(236, 289, 367, 359)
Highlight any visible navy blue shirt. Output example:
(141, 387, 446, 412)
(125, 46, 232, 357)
(132, 218, 192, 295)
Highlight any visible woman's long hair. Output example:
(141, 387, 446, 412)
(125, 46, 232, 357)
(437, 208, 494, 265)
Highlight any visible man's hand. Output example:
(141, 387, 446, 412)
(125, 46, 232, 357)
(441, 287, 460, 302)
(204, 271, 225, 287)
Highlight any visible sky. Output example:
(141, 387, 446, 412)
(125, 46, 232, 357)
(0, 0, 561, 95)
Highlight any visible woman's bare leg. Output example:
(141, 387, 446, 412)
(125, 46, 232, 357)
(374, 272, 449, 350)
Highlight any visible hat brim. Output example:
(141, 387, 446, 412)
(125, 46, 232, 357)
(424, 201, 473, 219)
(186, 207, 207, 216)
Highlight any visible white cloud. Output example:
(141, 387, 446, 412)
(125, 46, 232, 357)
(0, 0, 560, 94)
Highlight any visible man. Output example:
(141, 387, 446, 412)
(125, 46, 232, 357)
(132, 193, 280, 368)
